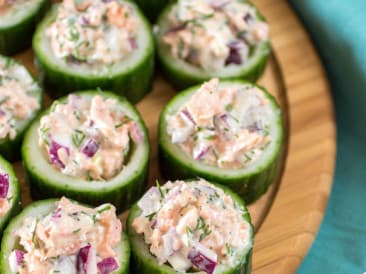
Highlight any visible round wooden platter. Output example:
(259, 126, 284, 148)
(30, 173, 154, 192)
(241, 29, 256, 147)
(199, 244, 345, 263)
(11, 0, 336, 273)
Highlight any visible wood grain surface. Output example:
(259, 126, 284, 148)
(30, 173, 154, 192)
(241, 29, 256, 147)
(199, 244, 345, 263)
(251, 0, 336, 273)
(12, 0, 336, 273)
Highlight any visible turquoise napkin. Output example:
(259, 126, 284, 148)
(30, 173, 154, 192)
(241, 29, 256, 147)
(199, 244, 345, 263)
(288, 0, 366, 273)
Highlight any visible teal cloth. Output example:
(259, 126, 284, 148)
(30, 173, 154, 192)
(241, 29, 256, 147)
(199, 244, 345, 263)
(287, 1, 366, 273)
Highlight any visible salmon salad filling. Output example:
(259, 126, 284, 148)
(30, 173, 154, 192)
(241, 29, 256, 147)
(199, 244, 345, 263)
(161, 0, 269, 72)
(0, 169, 11, 218)
(166, 79, 272, 169)
(9, 197, 122, 274)
(46, 0, 139, 67)
(0, 59, 40, 140)
(38, 94, 144, 181)
(132, 179, 251, 273)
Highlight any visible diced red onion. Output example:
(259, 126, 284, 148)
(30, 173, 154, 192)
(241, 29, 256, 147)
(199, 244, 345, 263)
(165, 24, 186, 34)
(76, 245, 97, 274)
(129, 122, 144, 144)
(14, 250, 25, 265)
(81, 138, 99, 158)
(151, 219, 158, 229)
(181, 109, 196, 125)
(0, 109, 5, 116)
(188, 243, 217, 274)
(0, 172, 9, 199)
(49, 141, 69, 169)
(128, 37, 138, 50)
(225, 41, 243, 66)
(210, 0, 229, 10)
(194, 146, 210, 160)
(97, 257, 119, 274)
(247, 121, 263, 132)
(81, 16, 90, 26)
(51, 207, 62, 220)
(243, 13, 253, 23)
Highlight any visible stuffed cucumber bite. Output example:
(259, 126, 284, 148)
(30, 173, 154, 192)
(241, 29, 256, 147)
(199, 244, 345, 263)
(33, 0, 154, 103)
(0, 55, 43, 161)
(159, 79, 283, 203)
(127, 179, 253, 274)
(0, 0, 50, 55)
(0, 197, 130, 274)
(155, 0, 270, 89)
(22, 91, 150, 212)
(0, 155, 20, 236)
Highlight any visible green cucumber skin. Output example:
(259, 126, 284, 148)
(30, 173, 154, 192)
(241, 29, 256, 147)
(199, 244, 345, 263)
(22, 91, 150, 213)
(0, 0, 50, 55)
(33, 4, 155, 104)
(132, 0, 171, 22)
(126, 182, 253, 274)
(0, 199, 130, 274)
(0, 156, 21, 237)
(155, 0, 270, 90)
(158, 81, 284, 204)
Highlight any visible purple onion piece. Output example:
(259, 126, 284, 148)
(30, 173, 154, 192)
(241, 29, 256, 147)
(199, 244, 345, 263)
(0, 172, 9, 199)
(81, 138, 99, 158)
(76, 245, 94, 274)
(81, 16, 90, 26)
(243, 13, 253, 23)
(49, 141, 69, 169)
(0, 109, 6, 116)
(129, 122, 144, 144)
(151, 219, 158, 229)
(247, 121, 263, 132)
(128, 37, 138, 50)
(97, 257, 119, 274)
(51, 207, 62, 220)
(188, 248, 217, 274)
(165, 24, 186, 34)
(210, 0, 229, 10)
(225, 41, 243, 66)
(181, 109, 196, 125)
(195, 146, 210, 161)
(14, 250, 25, 265)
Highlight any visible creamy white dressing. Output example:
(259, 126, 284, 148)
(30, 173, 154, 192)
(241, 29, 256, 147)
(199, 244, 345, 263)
(10, 197, 121, 274)
(38, 94, 143, 181)
(0, 58, 40, 140)
(166, 78, 272, 169)
(47, 0, 139, 67)
(132, 179, 251, 272)
(161, 0, 269, 71)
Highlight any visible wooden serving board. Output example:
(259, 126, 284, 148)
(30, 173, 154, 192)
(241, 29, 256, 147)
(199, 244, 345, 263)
(12, 0, 335, 273)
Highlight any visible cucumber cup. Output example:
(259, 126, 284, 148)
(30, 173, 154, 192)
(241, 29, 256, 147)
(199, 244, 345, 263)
(0, 0, 50, 55)
(0, 55, 43, 162)
(22, 91, 150, 212)
(0, 198, 130, 274)
(127, 179, 253, 274)
(159, 79, 284, 204)
(0, 155, 20, 236)
(33, 1, 154, 103)
(155, 0, 271, 89)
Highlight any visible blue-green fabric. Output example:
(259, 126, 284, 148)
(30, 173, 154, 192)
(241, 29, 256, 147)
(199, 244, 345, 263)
(288, 1, 366, 273)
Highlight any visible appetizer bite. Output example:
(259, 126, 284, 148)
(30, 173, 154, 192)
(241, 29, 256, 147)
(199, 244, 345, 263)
(0, 197, 130, 274)
(0, 155, 20, 236)
(127, 179, 253, 274)
(0, 0, 50, 55)
(22, 91, 150, 212)
(155, 0, 270, 89)
(0, 55, 42, 161)
(159, 79, 283, 203)
(33, 0, 154, 103)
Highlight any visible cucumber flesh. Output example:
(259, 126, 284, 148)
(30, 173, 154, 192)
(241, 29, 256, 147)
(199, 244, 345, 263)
(0, 199, 130, 274)
(158, 80, 284, 204)
(22, 91, 150, 213)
